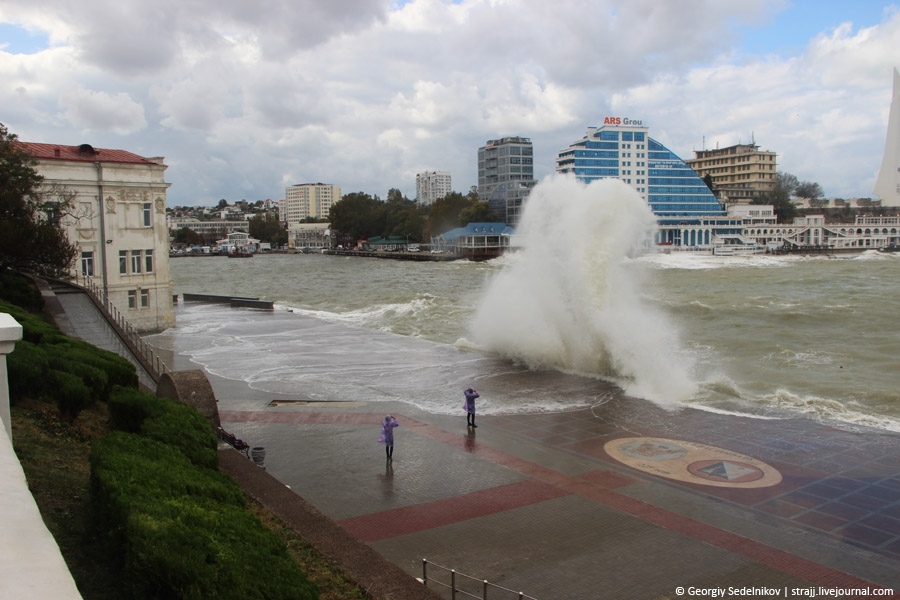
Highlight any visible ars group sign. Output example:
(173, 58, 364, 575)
(603, 117, 644, 126)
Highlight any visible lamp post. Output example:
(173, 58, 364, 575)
(406, 234, 410, 251)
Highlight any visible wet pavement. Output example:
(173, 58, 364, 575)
(47, 285, 900, 599)
(216, 396, 900, 600)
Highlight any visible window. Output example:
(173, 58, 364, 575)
(127, 290, 137, 309)
(119, 250, 127, 275)
(143, 203, 152, 227)
(140, 289, 150, 308)
(144, 249, 154, 273)
(81, 252, 94, 278)
(131, 250, 142, 274)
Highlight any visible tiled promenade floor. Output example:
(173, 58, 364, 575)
(219, 398, 900, 600)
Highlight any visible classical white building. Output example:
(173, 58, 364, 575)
(287, 222, 331, 250)
(415, 171, 452, 206)
(283, 183, 341, 225)
(19, 142, 175, 333)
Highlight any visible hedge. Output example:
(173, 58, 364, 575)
(109, 386, 218, 470)
(91, 431, 318, 600)
(2, 298, 138, 418)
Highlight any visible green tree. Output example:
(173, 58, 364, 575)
(328, 192, 386, 240)
(0, 123, 77, 277)
(795, 181, 824, 200)
(383, 192, 426, 241)
(249, 213, 287, 246)
(459, 201, 501, 225)
(173, 226, 203, 246)
(424, 192, 467, 238)
(776, 172, 799, 197)
(754, 171, 798, 224)
(386, 188, 406, 203)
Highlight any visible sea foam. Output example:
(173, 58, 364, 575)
(470, 174, 697, 408)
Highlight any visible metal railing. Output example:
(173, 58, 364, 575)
(421, 559, 539, 600)
(70, 277, 170, 385)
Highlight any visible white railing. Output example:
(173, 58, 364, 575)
(0, 313, 83, 599)
(77, 278, 170, 384)
(421, 559, 539, 600)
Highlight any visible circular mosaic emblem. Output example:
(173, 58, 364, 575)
(604, 437, 782, 488)
(618, 440, 689, 461)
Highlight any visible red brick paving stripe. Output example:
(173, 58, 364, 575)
(221, 411, 889, 592)
(337, 479, 569, 543)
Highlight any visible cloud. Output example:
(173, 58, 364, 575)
(2, 0, 899, 204)
(60, 87, 147, 134)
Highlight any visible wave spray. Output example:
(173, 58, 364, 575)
(470, 174, 697, 408)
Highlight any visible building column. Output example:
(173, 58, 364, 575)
(0, 313, 23, 442)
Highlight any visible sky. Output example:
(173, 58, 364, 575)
(2, 0, 899, 207)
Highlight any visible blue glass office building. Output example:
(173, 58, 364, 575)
(556, 121, 740, 246)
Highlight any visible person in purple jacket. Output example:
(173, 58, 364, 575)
(378, 415, 399, 460)
(464, 387, 480, 428)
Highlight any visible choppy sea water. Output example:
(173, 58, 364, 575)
(147, 179, 900, 432)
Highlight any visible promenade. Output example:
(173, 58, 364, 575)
(206, 373, 900, 599)
(45, 285, 900, 599)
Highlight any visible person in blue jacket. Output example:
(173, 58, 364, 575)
(464, 387, 480, 428)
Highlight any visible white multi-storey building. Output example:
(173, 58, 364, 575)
(283, 183, 341, 225)
(415, 171, 452, 206)
(19, 142, 175, 332)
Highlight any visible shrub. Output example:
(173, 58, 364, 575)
(49, 339, 138, 391)
(126, 500, 318, 600)
(6, 339, 49, 403)
(142, 399, 217, 470)
(109, 386, 217, 469)
(91, 432, 317, 600)
(0, 271, 44, 313)
(0, 298, 65, 345)
(45, 352, 107, 405)
(108, 386, 164, 433)
(51, 368, 92, 422)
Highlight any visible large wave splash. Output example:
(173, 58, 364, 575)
(469, 174, 697, 408)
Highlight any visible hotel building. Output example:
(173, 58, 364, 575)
(415, 171, 452, 207)
(19, 142, 175, 332)
(477, 136, 536, 227)
(556, 118, 740, 247)
(684, 142, 777, 205)
(283, 183, 340, 225)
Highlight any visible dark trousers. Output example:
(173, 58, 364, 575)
(385, 444, 394, 458)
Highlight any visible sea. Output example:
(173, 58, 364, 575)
(146, 177, 900, 433)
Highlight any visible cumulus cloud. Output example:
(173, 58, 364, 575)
(60, 88, 147, 134)
(2, 0, 899, 204)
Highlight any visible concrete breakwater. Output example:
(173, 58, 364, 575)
(181, 293, 274, 310)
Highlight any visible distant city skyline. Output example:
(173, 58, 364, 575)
(2, 1, 899, 205)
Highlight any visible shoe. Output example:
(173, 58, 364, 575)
(472, 424, 477, 428)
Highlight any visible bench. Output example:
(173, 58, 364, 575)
(216, 427, 250, 457)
